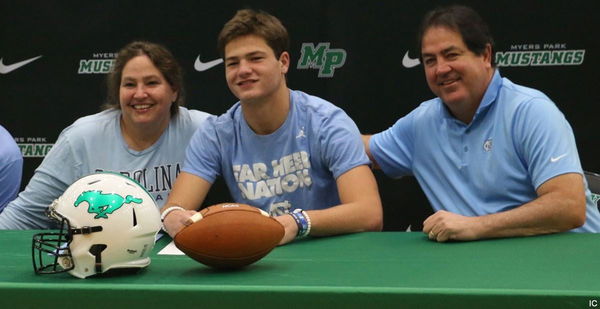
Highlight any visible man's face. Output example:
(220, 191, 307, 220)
(421, 26, 492, 111)
(224, 34, 289, 104)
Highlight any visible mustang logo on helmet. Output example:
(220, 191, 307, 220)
(74, 190, 143, 219)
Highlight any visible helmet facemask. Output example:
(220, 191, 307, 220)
(32, 202, 105, 276)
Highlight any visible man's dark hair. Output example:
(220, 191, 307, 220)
(418, 5, 495, 66)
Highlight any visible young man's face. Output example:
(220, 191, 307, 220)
(224, 34, 289, 104)
(421, 26, 492, 111)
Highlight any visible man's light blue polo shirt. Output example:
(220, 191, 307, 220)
(371, 70, 600, 232)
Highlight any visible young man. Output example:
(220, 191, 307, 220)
(363, 5, 600, 242)
(161, 9, 382, 244)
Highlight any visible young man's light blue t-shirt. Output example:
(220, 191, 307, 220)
(184, 90, 369, 215)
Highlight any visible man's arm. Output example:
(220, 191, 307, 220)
(160, 172, 213, 238)
(361, 134, 380, 169)
(423, 172, 586, 242)
(275, 165, 383, 244)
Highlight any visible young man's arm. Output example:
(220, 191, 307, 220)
(276, 165, 383, 244)
(423, 172, 586, 242)
(160, 172, 213, 238)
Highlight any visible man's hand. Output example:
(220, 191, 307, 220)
(422, 210, 482, 242)
(162, 209, 198, 238)
(274, 214, 299, 245)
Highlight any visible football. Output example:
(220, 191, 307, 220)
(174, 203, 285, 269)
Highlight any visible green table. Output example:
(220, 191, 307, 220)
(1, 231, 599, 308)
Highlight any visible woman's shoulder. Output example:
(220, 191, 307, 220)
(64, 109, 120, 136)
(178, 106, 214, 124)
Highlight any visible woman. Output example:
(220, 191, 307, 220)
(0, 41, 212, 229)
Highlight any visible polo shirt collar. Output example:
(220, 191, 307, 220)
(472, 69, 502, 120)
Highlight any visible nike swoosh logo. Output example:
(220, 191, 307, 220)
(550, 153, 568, 163)
(194, 55, 223, 72)
(402, 51, 420, 68)
(0, 55, 43, 74)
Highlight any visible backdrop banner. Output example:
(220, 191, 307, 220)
(2, 0, 598, 230)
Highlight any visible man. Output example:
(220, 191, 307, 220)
(363, 5, 600, 242)
(0, 124, 22, 211)
(161, 9, 383, 244)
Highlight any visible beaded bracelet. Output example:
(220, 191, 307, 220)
(160, 206, 185, 233)
(301, 210, 312, 237)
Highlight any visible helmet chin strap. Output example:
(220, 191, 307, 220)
(89, 244, 108, 274)
(71, 226, 103, 235)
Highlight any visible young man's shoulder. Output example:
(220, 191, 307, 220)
(211, 102, 242, 126)
(290, 89, 347, 119)
(192, 103, 241, 142)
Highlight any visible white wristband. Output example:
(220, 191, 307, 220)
(160, 206, 185, 232)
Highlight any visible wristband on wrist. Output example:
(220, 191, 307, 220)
(289, 212, 303, 236)
(160, 206, 185, 232)
(291, 208, 311, 238)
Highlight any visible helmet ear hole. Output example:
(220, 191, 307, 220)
(89, 244, 107, 273)
(132, 207, 138, 226)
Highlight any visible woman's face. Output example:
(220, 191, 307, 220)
(119, 55, 177, 129)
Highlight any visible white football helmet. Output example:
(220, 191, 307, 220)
(32, 172, 161, 279)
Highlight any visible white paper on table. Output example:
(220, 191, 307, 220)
(157, 240, 184, 255)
